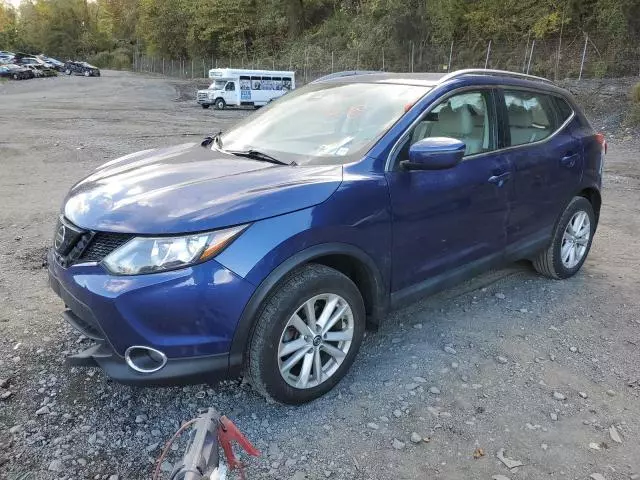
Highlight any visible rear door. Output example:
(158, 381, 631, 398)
(498, 88, 583, 252)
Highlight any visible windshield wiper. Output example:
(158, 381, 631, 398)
(227, 149, 296, 166)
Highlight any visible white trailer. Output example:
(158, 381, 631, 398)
(197, 68, 295, 109)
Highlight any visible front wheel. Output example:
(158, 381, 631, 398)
(533, 196, 596, 279)
(65, 69, 71, 75)
(246, 264, 365, 404)
(214, 98, 226, 110)
(84, 70, 90, 77)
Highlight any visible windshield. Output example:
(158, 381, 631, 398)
(209, 80, 227, 90)
(219, 82, 429, 165)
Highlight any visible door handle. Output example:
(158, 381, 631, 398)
(560, 153, 578, 167)
(488, 172, 510, 187)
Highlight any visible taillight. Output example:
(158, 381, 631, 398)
(595, 132, 607, 154)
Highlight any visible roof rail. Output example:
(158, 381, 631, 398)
(439, 69, 554, 85)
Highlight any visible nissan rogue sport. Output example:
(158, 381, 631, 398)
(48, 69, 605, 404)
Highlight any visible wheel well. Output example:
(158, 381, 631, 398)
(578, 187, 601, 221)
(310, 254, 379, 327)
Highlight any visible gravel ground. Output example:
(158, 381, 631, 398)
(1, 71, 639, 480)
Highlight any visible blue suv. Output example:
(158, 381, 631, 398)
(48, 69, 606, 404)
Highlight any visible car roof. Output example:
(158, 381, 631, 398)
(316, 69, 568, 96)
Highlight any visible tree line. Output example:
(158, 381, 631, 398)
(1, 0, 639, 76)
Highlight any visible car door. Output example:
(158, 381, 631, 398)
(385, 88, 512, 295)
(223, 81, 236, 105)
(498, 89, 583, 252)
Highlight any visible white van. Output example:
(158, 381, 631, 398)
(197, 68, 295, 109)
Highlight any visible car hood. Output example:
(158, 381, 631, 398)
(63, 142, 343, 234)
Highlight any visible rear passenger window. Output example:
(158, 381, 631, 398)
(504, 90, 557, 146)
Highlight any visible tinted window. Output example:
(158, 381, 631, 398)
(504, 90, 556, 146)
(225, 82, 235, 91)
(554, 96, 574, 124)
(397, 90, 494, 161)
(251, 76, 261, 90)
(261, 77, 273, 90)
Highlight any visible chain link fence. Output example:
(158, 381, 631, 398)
(132, 35, 640, 84)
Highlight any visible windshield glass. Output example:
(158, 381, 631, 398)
(219, 82, 429, 165)
(209, 80, 227, 90)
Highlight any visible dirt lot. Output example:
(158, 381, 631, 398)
(1, 71, 639, 480)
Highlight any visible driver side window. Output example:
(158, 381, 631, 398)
(225, 82, 235, 91)
(395, 90, 495, 165)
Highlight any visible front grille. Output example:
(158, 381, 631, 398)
(79, 232, 134, 262)
(198, 92, 209, 101)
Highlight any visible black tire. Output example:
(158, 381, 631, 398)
(214, 98, 226, 110)
(201, 104, 210, 109)
(533, 196, 596, 279)
(246, 264, 366, 404)
(65, 69, 71, 75)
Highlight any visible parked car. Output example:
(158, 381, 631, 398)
(64, 61, 100, 76)
(0, 63, 34, 80)
(0, 51, 15, 64)
(37, 54, 65, 72)
(48, 69, 605, 404)
(25, 64, 58, 77)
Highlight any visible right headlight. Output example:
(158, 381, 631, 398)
(102, 224, 248, 275)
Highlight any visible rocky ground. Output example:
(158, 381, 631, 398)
(0, 71, 639, 480)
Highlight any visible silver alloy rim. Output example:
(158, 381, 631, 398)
(278, 293, 354, 389)
(561, 210, 590, 269)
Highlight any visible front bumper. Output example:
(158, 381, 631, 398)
(66, 340, 230, 386)
(48, 249, 256, 385)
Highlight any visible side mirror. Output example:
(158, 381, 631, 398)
(401, 137, 466, 171)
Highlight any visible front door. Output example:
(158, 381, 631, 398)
(222, 81, 236, 105)
(386, 88, 511, 294)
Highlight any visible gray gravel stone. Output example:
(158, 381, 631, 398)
(392, 438, 405, 450)
(552, 392, 566, 401)
(410, 432, 422, 443)
(48, 460, 64, 472)
(443, 345, 457, 355)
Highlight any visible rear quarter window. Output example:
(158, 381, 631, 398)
(554, 96, 574, 124)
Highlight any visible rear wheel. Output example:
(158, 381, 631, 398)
(247, 264, 365, 404)
(214, 98, 226, 110)
(533, 196, 596, 279)
(84, 70, 90, 77)
(65, 69, 71, 75)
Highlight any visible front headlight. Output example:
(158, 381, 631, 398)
(102, 225, 248, 275)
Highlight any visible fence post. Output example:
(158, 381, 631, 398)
(331, 51, 334, 72)
(410, 41, 414, 72)
(203, 59, 206, 78)
(579, 34, 588, 80)
(382, 48, 385, 71)
(523, 33, 530, 72)
(555, 3, 566, 80)
(357, 48, 360, 70)
(484, 40, 492, 69)
(448, 40, 454, 71)
(527, 39, 535, 74)
(303, 47, 308, 84)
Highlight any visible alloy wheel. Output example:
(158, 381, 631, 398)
(561, 210, 590, 269)
(278, 293, 354, 389)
